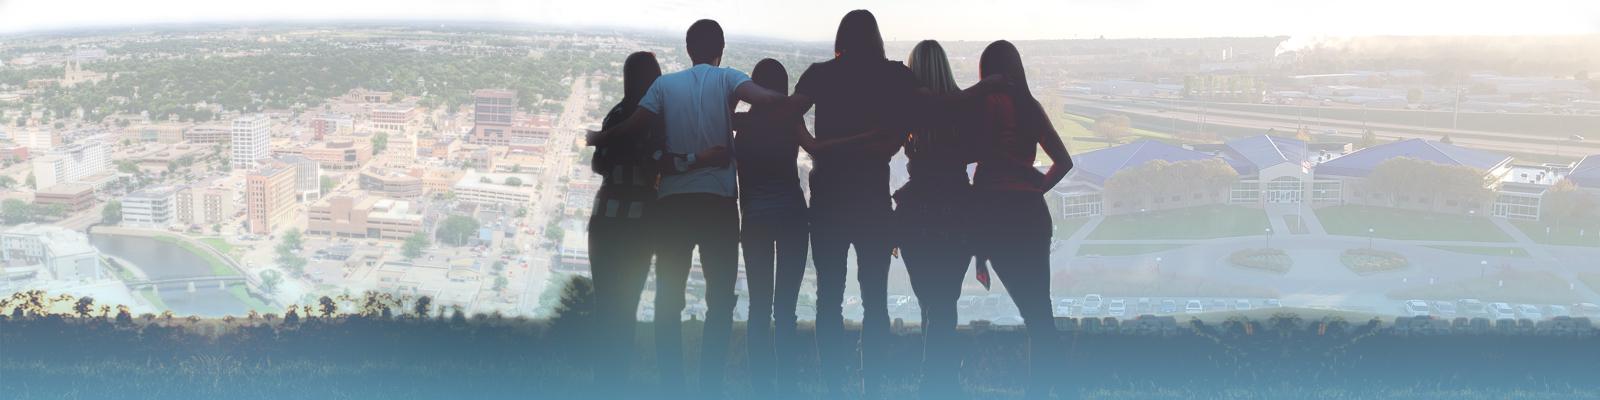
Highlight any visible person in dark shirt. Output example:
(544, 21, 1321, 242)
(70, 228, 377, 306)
(970, 40, 1073, 400)
(587, 51, 662, 398)
(731, 58, 807, 397)
(896, 39, 982, 400)
(786, 10, 917, 396)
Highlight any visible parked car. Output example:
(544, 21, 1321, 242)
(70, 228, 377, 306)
(1137, 298, 1152, 314)
(993, 315, 1024, 326)
(1082, 294, 1104, 316)
(1433, 301, 1457, 316)
(1108, 299, 1127, 317)
(1575, 303, 1600, 318)
(1516, 304, 1543, 320)
(1487, 302, 1515, 320)
(957, 295, 978, 309)
(1161, 299, 1179, 314)
(1264, 299, 1281, 308)
(1185, 300, 1204, 314)
(1404, 300, 1431, 317)
(1054, 298, 1076, 316)
(1458, 299, 1487, 316)
(1546, 305, 1570, 318)
(1235, 299, 1253, 311)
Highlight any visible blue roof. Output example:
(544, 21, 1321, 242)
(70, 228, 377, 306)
(1569, 155, 1600, 188)
(1222, 135, 1307, 175)
(1315, 139, 1511, 178)
(1071, 140, 1217, 185)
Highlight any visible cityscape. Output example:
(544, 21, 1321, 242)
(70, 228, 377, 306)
(1, 25, 1597, 326)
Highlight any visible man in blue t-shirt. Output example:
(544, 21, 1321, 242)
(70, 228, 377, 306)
(586, 18, 787, 397)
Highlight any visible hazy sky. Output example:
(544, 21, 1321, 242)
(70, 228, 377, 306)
(1, 0, 1597, 40)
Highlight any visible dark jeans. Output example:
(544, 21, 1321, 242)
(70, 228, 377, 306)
(739, 209, 808, 395)
(811, 205, 893, 394)
(973, 191, 1059, 398)
(652, 193, 740, 397)
(897, 199, 972, 397)
(587, 216, 654, 395)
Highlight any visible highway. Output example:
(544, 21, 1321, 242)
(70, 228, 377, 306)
(1060, 95, 1600, 160)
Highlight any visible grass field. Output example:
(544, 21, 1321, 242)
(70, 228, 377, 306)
(1421, 245, 1531, 257)
(1087, 205, 1269, 240)
(1510, 220, 1600, 248)
(1052, 216, 1091, 239)
(199, 237, 239, 256)
(1317, 205, 1513, 242)
(1076, 243, 1188, 256)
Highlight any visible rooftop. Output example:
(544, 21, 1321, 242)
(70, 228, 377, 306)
(1315, 139, 1512, 178)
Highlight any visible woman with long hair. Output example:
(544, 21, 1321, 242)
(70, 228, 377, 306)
(731, 58, 808, 397)
(971, 40, 1073, 399)
(897, 39, 982, 399)
(585, 51, 662, 396)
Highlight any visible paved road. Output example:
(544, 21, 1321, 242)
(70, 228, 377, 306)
(1061, 95, 1600, 158)
(516, 75, 594, 315)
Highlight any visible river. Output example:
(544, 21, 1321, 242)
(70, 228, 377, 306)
(89, 233, 253, 316)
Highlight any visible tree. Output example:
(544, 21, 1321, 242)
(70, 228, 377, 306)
(493, 275, 509, 292)
(25, 173, 35, 189)
(260, 270, 283, 295)
(1091, 114, 1132, 142)
(1438, 135, 1454, 145)
(1103, 158, 1238, 209)
(0, 176, 14, 189)
(504, 176, 523, 187)
(102, 200, 122, 224)
(282, 229, 304, 250)
(436, 215, 481, 246)
(2, 199, 37, 223)
(1358, 130, 1379, 149)
(320, 176, 336, 195)
(275, 229, 307, 275)
(402, 232, 429, 260)
(372, 132, 388, 155)
(116, 160, 141, 174)
(1367, 157, 1495, 211)
(1543, 179, 1598, 223)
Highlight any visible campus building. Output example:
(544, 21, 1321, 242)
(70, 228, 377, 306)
(278, 154, 322, 201)
(300, 138, 373, 171)
(1056, 135, 1555, 221)
(452, 170, 536, 208)
(184, 124, 231, 144)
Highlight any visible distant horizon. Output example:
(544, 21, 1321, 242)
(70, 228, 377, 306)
(2, 0, 1596, 40)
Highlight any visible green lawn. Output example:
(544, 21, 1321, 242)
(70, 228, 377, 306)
(1076, 243, 1188, 256)
(1052, 216, 1091, 239)
(1087, 205, 1269, 240)
(1421, 245, 1530, 257)
(199, 237, 237, 256)
(138, 288, 169, 310)
(1510, 220, 1600, 248)
(1316, 205, 1513, 242)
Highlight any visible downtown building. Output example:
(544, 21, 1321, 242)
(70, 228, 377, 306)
(306, 191, 425, 241)
(175, 177, 241, 229)
(31, 136, 111, 189)
(247, 161, 298, 236)
(231, 115, 271, 170)
(121, 185, 180, 229)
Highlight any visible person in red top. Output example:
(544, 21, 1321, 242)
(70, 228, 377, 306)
(970, 40, 1073, 400)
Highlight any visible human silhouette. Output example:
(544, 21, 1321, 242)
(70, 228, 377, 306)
(586, 19, 787, 398)
(585, 51, 661, 398)
(787, 9, 917, 396)
(896, 39, 981, 400)
(970, 40, 1073, 400)
(731, 58, 808, 397)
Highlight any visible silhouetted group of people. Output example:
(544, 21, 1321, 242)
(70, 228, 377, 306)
(584, 10, 1072, 400)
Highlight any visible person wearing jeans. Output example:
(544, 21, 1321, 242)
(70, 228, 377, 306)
(586, 19, 786, 398)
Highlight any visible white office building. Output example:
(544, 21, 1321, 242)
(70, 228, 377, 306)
(122, 186, 180, 229)
(232, 115, 271, 170)
(0, 224, 103, 281)
(30, 136, 110, 189)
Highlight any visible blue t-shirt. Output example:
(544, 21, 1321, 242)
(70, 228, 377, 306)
(638, 64, 751, 199)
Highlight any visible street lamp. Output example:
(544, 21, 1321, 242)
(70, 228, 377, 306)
(1154, 256, 1163, 275)
(1264, 227, 1273, 249)
(1480, 260, 1488, 278)
(1367, 228, 1375, 250)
